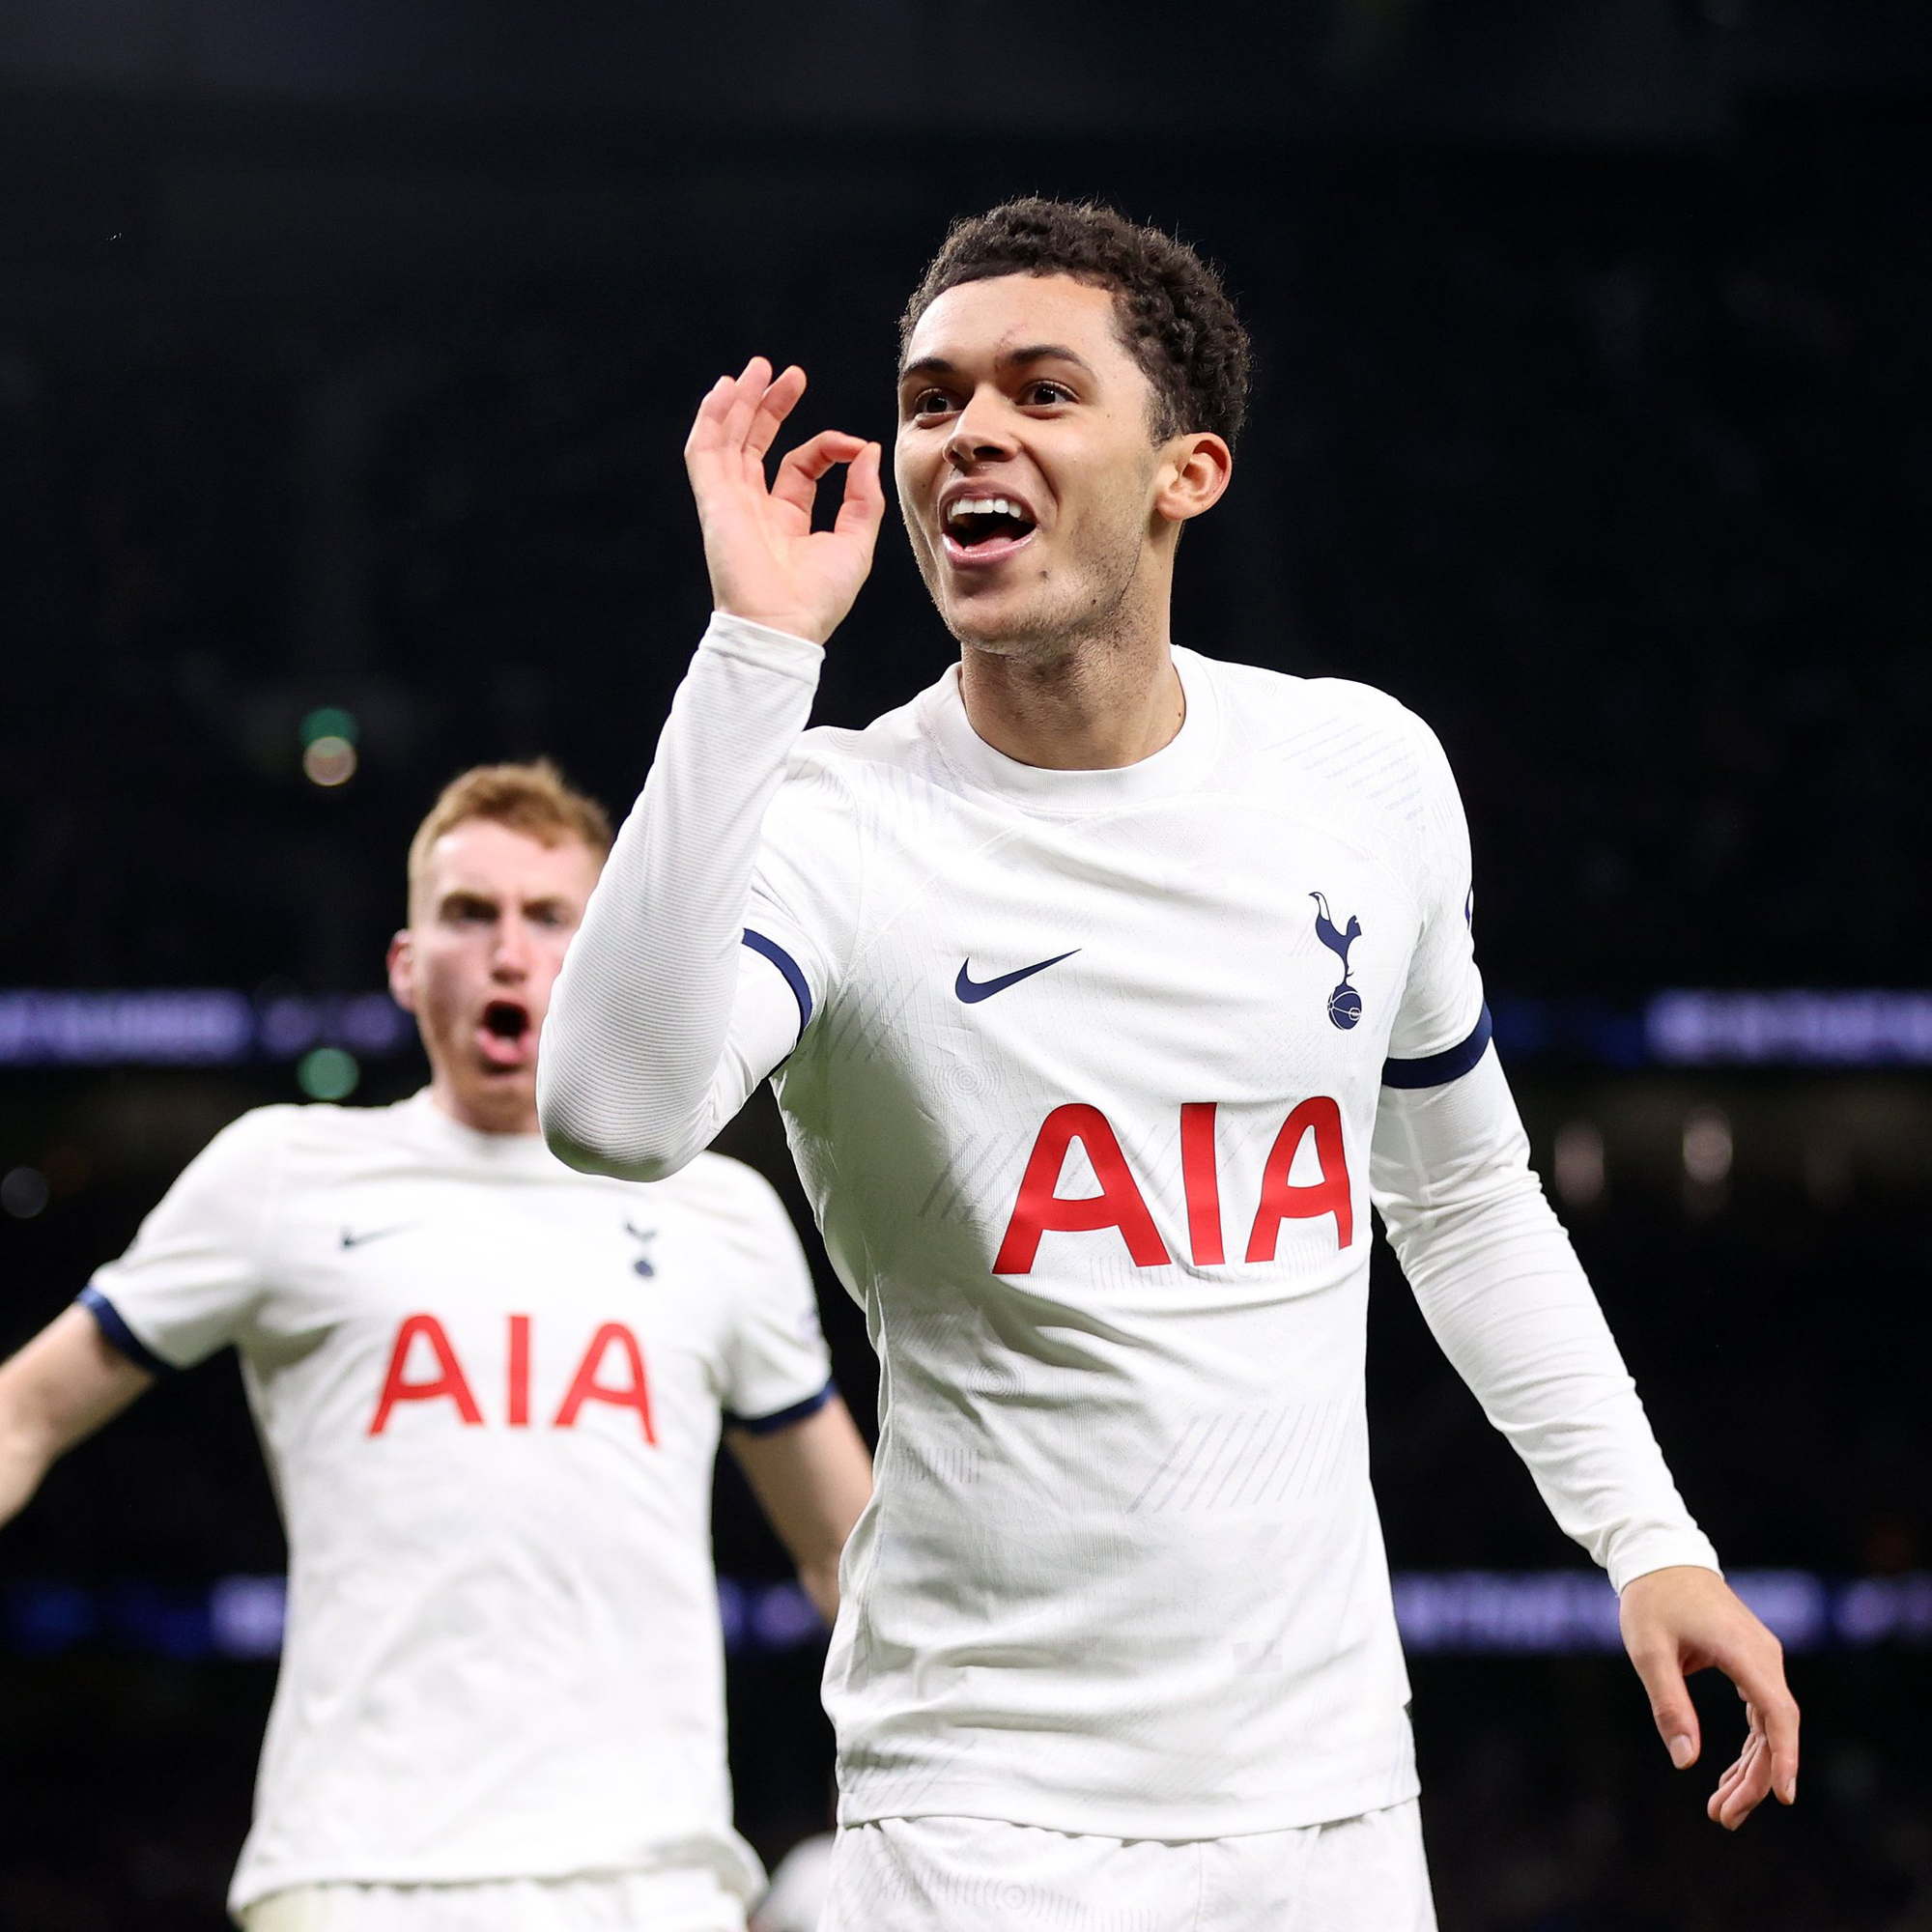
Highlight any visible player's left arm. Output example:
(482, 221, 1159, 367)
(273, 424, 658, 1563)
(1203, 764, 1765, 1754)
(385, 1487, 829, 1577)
(726, 1396, 872, 1624)
(1372, 1058, 1799, 1828)
(1372, 706, 1796, 1828)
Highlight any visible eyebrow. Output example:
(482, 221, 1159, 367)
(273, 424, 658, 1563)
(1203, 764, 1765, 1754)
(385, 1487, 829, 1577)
(436, 891, 571, 916)
(898, 344, 1097, 384)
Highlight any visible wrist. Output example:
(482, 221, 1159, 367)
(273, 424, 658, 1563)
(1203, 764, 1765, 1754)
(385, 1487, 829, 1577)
(712, 607, 834, 650)
(705, 611, 829, 673)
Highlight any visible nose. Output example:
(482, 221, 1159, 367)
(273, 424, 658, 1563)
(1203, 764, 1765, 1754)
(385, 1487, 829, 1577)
(944, 385, 1016, 469)
(491, 916, 533, 980)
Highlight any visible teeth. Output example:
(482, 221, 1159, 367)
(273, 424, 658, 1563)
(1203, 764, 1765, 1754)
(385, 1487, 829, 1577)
(946, 497, 1026, 527)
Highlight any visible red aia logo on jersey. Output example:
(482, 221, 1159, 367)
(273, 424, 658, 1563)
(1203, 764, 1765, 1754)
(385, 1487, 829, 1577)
(994, 1098, 1352, 1275)
(368, 1315, 656, 1439)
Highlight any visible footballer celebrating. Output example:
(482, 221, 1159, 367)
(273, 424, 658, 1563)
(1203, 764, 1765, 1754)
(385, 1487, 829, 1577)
(540, 202, 1800, 1927)
(0, 761, 872, 1931)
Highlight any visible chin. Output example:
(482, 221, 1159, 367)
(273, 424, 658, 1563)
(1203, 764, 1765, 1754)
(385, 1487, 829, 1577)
(940, 587, 1061, 652)
(941, 566, 1143, 663)
(465, 1065, 536, 1107)
(946, 610, 1087, 665)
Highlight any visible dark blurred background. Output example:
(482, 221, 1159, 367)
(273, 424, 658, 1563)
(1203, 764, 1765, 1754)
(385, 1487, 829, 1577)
(2, 1, 1929, 1926)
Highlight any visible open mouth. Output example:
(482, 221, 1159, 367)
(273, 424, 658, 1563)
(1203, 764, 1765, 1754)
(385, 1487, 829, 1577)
(477, 1000, 532, 1066)
(940, 496, 1037, 568)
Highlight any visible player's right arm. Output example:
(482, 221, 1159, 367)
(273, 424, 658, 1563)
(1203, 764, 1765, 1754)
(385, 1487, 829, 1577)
(2, 1108, 276, 1532)
(0, 1307, 154, 1528)
(539, 359, 884, 1181)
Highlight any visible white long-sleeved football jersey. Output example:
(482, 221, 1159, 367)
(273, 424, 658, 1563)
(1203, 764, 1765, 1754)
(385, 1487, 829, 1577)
(541, 615, 1719, 1839)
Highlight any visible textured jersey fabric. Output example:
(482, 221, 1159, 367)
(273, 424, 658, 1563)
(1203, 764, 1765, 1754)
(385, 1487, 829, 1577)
(86, 1091, 830, 1912)
(822, 1802, 1435, 1932)
(541, 613, 1719, 1838)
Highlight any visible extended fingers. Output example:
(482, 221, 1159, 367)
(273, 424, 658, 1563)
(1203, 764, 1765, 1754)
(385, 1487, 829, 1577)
(716, 356, 777, 457)
(745, 365, 808, 462)
(1706, 1667, 1799, 1829)
(684, 372, 736, 465)
(1710, 1730, 1774, 1830)
(1761, 1681, 1801, 1806)
(1725, 1643, 1801, 1807)
(687, 356, 802, 465)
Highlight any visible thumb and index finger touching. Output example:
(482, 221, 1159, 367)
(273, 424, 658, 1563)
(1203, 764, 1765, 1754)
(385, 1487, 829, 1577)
(685, 355, 888, 643)
(772, 430, 885, 530)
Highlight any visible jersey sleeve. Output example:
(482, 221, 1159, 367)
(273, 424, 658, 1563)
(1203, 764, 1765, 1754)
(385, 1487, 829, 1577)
(1371, 1053, 1719, 1590)
(82, 1108, 285, 1373)
(1381, 712, 1492, 1087)
(540, 613, 852, 1181)
(742, 752, 866, 1049)
(716, 1168, 836, 1435)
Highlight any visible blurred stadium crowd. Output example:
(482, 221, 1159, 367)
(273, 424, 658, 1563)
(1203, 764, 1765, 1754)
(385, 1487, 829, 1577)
(0, 123, 1925, 996)
(0, 84, 1927, 1932)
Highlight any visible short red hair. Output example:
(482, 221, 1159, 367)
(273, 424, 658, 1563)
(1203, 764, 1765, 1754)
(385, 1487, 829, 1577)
(407, 760, 611, 917)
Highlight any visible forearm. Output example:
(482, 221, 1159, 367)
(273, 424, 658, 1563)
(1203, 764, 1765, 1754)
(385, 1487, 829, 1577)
(0, 1306, 155, 1528)
(538, 613, 823, 1179)
(798, 1554, 842, 1625)
(0, 1423, 56, 1529)
(729, 1399, 872, 1627)
(1373, 1053, 1719, 1590)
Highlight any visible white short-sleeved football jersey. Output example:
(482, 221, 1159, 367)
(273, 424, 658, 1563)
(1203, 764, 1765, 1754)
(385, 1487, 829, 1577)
(737, 647, 1486, 1836)
(82, 1091, 833, 1914)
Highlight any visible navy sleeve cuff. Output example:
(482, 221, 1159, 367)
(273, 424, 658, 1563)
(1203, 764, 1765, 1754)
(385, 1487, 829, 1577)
(742, 929, 813, 1041)
(724, 1378, 837, 1437)
(1381, 1004, 1494, 1090)
(76, 1286, 176, 1378)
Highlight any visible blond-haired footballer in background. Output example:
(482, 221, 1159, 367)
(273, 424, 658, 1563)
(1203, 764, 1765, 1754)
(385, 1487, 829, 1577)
(0, 761, 872, 1932)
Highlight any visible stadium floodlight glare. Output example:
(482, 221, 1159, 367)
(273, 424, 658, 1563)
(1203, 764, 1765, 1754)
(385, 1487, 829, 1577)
(298, 706, 360, 785)
(1, 1167, 51, 1218)
(1682, 1106, 1734, 1186)
(297, 1045, 360, 1100)
(302, 734, 357, 786)
(298, 705, 358, 748)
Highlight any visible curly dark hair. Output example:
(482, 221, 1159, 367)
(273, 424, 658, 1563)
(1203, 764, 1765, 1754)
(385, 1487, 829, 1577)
(900, 198, 1251, 449)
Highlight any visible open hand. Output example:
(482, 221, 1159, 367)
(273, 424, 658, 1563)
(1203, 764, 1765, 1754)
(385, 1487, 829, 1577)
(1620, 1565, 1800, 1830)
(683, 356, 885, 646)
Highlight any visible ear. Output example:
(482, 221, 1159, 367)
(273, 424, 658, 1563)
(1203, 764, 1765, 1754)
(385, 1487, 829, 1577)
(385, 930, 417, 1013)
(1153, 432, 1233, 526)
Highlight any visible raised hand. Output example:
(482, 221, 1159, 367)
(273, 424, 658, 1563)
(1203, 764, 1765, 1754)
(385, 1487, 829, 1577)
(683, 356, 886, 646)
(1619, 1565, 1800, 1830)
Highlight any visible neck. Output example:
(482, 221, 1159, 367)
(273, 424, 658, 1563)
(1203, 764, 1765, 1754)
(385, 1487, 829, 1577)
(427, 1070, 539, 1137)
(957, 599, 1183, 772)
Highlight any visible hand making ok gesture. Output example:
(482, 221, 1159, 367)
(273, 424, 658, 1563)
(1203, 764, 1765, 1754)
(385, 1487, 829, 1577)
(683, 355, 886, 646)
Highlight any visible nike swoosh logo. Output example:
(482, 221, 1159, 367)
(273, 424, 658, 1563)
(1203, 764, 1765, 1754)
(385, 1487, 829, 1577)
(340, 1225, 412, 1250)
(954, 950, 1079, 1005)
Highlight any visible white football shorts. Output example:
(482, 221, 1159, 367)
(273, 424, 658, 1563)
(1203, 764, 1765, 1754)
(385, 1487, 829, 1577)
(822, 1801, 1436, 1932)
(237, 1865, 747, 1932)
